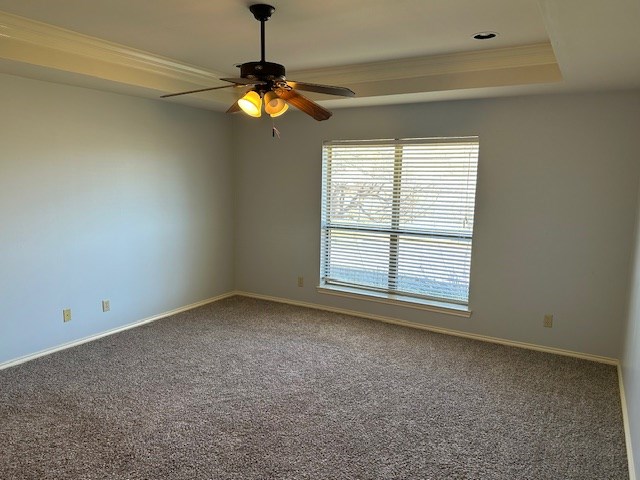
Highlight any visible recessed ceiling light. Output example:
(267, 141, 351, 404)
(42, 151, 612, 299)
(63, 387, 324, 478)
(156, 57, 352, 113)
(473, 32, 498, 40)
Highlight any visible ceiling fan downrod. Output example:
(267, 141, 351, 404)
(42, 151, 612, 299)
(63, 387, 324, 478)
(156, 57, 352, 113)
(249, 4, 275, 63)
(240, 4, 285, 83)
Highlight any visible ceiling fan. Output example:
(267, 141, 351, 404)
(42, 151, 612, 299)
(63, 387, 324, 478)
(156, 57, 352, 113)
(161, 3, 355, 121)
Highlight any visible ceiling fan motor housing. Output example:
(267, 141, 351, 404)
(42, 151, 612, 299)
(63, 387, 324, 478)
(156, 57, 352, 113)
(240, 61, 286, 81)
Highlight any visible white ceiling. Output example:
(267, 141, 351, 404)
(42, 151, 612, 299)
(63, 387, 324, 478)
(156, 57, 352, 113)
(0, 0, 638, 111)
(0, 0, 550, 71)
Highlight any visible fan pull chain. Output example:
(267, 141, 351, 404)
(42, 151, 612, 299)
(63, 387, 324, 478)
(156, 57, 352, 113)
(272, 119, 281, 139)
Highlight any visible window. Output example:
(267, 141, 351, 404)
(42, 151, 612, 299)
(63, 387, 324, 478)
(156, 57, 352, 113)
(319, 137, 479, 311)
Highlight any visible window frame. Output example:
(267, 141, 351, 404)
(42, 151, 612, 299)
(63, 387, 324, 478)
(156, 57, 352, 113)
(318, 137, 479, 316)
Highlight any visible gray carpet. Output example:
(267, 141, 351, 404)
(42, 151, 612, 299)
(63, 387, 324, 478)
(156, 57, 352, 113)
(0, 296, 629, 479)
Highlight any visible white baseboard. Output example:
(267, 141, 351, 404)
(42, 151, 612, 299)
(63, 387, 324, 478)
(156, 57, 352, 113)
(619, 364, 638, 480)
(0, 292, 235, 371)
(233, 290, 618, 365)
(3, 289, 617, 369)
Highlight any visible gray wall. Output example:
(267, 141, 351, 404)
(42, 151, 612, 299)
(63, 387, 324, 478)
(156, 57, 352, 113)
(0, 73, 234, 364)
(623, 186, 640, 477)
(1, 72, 639, 473)
(233, 91, 640, 359)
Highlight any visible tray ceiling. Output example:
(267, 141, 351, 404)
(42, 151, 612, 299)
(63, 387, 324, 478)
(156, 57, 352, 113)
(0, 0, 637, 110)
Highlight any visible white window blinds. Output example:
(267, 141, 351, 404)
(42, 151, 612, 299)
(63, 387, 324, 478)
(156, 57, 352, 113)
(320, 137, 479, 305)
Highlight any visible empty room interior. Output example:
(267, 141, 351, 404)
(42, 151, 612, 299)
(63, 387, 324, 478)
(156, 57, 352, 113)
(1, 0, 640, 478)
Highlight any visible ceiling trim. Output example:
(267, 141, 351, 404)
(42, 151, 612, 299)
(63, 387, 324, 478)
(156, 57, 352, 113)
(0, 10, 224, 92)
(289, 44, 561, 101)
(290, 43, 559, 85)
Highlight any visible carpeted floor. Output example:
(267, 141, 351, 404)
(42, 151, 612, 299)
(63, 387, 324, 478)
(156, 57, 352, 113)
(0, 296, 629, 479)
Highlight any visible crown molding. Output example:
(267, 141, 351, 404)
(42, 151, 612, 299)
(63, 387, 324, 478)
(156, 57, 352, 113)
(287, 43, 561, 100)
(289, 43, 561, 86)
(0, 10, 226, 94)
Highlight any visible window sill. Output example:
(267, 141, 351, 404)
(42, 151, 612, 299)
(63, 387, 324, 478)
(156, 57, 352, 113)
(316, 285, 472, 318)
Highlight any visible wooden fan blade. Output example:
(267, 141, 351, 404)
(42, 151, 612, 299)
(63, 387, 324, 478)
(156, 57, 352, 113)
(226, 101, 241, 113)
(160, 84, 236, 98)
(275, 88, 332, 121)
(286, 81, 355, 97)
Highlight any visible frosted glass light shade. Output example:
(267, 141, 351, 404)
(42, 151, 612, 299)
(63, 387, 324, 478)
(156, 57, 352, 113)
(238, 90, 262, 117)
(264, 91, 288, 117)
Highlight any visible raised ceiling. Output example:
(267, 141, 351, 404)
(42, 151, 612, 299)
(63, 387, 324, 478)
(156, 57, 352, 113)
(0, 0, 638, 111)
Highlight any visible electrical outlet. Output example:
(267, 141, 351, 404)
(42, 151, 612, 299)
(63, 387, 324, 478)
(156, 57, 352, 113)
(102, 300, 110, 312)
(297, 276, 304, 287)
(63, 308, 72, 323)
(544, 314, 553, 328)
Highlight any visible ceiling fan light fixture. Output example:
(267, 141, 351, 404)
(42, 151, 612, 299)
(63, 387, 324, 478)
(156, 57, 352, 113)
(238, 90, 262, 117)
(161, 3, 354, 122)
(264, 91, 288, 117)
(269, 103, 288, 118)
